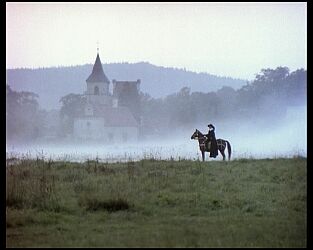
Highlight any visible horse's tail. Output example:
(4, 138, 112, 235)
(226, 140, 232, 160)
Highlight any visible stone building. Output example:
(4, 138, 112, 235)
(73, 52, 140, 142)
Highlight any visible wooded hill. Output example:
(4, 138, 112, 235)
(7, 62, 246, 110)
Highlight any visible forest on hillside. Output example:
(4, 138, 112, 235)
(6, 62, 245, 110)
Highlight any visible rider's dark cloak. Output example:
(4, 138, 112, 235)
(205, 129, 218, 158)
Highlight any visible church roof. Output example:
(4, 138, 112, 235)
(93, 106, 139, 127)
(86, 53, 110, 83)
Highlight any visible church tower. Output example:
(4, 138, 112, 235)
(73, 48, 140, 142)
(85, 51, 112, 107)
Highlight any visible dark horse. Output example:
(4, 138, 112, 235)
(191, 129, 232, 161)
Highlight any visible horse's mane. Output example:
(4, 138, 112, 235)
(196, 129, 204, 136)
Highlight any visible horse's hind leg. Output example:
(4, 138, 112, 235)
(220, 150, 225, 161)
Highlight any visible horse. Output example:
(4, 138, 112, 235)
(191, 129, 232, 161)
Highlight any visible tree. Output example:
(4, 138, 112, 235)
(140, 92, 169, 135)
(59, 93, 86, 135)
(255, 67, 289, 83)
(215, 86, 237, 118)
(235, 67, 307, 120)
(285, 68, 307, 105)
(164, 87, 196, 129)
(190, 92, 212, 122)
(6, 84, 41, 141)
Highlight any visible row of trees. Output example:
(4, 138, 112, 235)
(6, 85, 42, 141)
(140, 67, 307, 135)
(6, 67, 306, 142)
(7, 84, 66, 143)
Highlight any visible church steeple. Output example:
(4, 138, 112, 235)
(86, 52, 110, 83)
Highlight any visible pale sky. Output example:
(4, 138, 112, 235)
(6, 2, 307, 80)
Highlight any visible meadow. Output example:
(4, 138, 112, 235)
(6, 156, 307, 247)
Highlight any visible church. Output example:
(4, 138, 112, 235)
(73, 51, 141, 142)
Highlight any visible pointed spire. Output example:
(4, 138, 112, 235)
(86, 50, 110, 83)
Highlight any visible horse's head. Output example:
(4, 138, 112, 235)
(191, 129, 199, 140)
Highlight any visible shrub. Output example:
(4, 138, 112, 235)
(79, 195, 130, 212)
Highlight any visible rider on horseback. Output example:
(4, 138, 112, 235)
(204, 124, 218, 158)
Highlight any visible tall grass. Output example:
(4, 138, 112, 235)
(6, 155, 307, 247)
(6, 156, 61, 212)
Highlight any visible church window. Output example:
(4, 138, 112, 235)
(94, 86, 99, 95)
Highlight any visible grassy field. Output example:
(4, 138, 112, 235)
(6, 156, 307, 247)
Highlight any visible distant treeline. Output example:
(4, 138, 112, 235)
(140, 67, 306, 135)
(6, 67, 306, 142)
(6, 62, 245, 110)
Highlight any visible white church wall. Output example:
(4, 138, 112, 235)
(74, 118, 105, 139)
(74, 118, 138, 142)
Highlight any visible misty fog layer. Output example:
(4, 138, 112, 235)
(6, 105, 306, 162)
(6, 66, 306, 162)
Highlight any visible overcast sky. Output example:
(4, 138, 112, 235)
(6, 2, 306, 80)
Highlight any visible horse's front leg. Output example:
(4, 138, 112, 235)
(201, 150, 205, 162)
